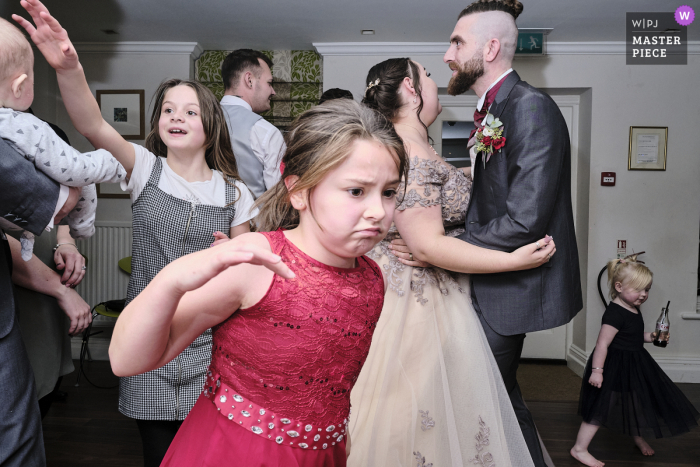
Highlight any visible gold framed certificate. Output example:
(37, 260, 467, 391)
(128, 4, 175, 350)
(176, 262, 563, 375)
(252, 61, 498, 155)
(628, 126, 667, 171)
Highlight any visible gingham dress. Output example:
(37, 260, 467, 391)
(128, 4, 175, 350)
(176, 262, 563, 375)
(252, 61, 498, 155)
(119, 157, 237, 420)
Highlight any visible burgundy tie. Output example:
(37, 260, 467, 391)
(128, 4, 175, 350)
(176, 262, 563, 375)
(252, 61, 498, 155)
(470, 74, 509, 139)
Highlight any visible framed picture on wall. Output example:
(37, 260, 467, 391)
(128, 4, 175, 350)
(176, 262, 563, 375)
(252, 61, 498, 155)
(628, 126, 667, 171)
(97, 183, 130, 199)
(96, 89, 145, 140)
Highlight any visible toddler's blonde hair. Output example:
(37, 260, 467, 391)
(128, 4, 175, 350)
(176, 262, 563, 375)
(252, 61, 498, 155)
(606, 254, 653, 300)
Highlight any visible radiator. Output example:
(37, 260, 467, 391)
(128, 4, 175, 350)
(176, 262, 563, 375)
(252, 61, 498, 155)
(74, 221, 132, 325)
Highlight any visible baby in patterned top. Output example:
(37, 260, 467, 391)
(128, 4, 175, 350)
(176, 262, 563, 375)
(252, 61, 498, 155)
(0, 17, 125, 259)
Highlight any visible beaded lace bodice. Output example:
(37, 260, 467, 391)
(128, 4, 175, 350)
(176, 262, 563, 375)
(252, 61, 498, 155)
(210, 230, 384, 426)
(397, 155, 472, 236)
(367, 154, 473, 304)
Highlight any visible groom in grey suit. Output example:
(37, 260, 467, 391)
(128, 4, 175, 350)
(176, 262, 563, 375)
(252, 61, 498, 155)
(445, 2, 582, 466)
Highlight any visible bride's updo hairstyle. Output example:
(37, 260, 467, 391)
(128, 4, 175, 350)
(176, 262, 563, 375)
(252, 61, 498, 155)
(458, 0, 523, 20)
(362, 58, 430, 140)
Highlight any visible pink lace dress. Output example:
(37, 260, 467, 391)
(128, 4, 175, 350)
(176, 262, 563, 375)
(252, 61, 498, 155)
(161, 230, 384, 467)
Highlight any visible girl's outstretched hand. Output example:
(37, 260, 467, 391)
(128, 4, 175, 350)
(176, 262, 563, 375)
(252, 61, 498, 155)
(510, 235, 556, 271)
(169, 241, 295, 297)
(13, 0, 79, 71)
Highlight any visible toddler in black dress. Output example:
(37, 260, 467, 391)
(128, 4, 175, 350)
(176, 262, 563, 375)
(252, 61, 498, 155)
(570, 255, 699, 467)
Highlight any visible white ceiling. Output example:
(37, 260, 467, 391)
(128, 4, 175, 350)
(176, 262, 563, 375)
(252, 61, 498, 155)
(2, 0, 697, 50)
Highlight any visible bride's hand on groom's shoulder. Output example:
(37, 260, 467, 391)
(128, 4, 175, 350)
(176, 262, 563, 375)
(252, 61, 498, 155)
(511, 235, 556, 271)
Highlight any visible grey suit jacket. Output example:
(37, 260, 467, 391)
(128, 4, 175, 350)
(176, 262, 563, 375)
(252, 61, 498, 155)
(1, 137, 60, 338)
(1, 137, 60, 236)
(460, 71, 583, 336)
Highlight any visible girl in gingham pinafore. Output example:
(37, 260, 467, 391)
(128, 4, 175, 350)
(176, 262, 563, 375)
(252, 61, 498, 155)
(119, 157, 237, 421)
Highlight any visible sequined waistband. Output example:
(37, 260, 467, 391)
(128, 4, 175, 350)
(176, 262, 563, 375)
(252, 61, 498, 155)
(203, 371, 347, 450)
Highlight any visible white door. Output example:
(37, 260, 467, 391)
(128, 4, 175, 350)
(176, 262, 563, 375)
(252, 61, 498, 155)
(433, 93, 582, 360)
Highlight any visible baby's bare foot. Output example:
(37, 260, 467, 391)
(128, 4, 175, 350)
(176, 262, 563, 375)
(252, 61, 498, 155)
(633, 436, 655, 456)
(570, 446, 605, 467)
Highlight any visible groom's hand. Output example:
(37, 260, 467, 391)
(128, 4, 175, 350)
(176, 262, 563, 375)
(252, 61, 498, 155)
(389, 238, 433, 268)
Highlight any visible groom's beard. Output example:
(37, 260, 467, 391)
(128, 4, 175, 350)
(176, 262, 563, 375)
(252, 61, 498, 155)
(447, 55, 485, 96)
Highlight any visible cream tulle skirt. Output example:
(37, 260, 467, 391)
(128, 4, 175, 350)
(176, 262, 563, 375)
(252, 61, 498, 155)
(348, 250, 535, 467)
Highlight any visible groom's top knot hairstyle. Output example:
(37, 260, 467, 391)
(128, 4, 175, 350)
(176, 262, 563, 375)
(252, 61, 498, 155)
(459, 0, 524, 20)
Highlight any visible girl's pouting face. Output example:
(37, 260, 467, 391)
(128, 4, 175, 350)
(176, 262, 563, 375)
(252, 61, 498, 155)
(303, 139, 401, 267)
(158, 85, 207, 154)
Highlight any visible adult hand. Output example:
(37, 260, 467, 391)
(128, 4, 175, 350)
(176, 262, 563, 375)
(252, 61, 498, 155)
(388, 238, 433, 268)
(13, 0, 80, 72)
(210, 231, 230, 248)
(56, 286, 92, 335)
(54, 243, 85, 287)
(53, 186, 80, 225)
(510, 235, 556, 271)
(588, 371, 603, 389)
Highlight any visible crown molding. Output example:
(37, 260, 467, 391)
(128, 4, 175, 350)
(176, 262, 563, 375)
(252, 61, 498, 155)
(313, 42, 446, 56)
(314, 41, 700, 57)
(74, 42, 203, 59)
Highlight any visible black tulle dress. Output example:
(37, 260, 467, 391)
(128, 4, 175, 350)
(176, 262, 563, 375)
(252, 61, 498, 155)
(579, 302, 699, 438)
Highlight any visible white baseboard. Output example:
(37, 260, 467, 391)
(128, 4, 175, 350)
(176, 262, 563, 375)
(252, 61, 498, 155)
(71, 335, 111, 361)
(654, 356, 700, 383)
(567, 344, 700, 383)
(567, 344, 588, 377)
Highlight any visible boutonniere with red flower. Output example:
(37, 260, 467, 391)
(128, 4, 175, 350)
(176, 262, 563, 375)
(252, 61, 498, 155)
(475, 113, 506, 169)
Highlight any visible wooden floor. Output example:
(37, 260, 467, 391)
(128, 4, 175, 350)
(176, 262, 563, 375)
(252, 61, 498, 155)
(43, 361, 141, 466)
(42, 360, 700, 466)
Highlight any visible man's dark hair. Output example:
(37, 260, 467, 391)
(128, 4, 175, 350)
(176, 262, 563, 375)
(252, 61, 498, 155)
(318, 88, 354, 105)
(458, 0, 523, 20)
(221, 49, 274, 91)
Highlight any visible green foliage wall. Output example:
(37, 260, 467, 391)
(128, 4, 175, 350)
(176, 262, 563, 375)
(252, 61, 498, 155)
(196, 50, 323, 129)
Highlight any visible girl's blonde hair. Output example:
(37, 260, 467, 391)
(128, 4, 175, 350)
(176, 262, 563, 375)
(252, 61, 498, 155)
(145, 79, 242, 198)
(255, 99, 407, 232)
(606, 254, 653, 300)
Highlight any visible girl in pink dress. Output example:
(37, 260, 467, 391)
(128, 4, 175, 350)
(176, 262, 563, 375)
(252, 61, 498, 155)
(108, 99, 408, 467)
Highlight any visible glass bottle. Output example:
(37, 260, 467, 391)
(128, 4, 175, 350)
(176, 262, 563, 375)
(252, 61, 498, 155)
(653, 302, 670, 348)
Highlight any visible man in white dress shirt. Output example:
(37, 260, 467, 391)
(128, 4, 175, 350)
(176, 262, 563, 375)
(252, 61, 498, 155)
(220, 50, 284, 198)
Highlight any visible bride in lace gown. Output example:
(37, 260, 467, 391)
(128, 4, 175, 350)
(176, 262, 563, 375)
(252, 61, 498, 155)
(348, 58, 556, 467)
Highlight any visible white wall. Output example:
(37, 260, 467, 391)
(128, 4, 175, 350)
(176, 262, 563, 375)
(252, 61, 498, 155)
(321, 47, 700, 381)
(33, 43, 200, 225)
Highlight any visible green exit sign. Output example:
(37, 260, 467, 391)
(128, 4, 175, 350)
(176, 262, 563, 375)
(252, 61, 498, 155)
(516, 32, 544, 55)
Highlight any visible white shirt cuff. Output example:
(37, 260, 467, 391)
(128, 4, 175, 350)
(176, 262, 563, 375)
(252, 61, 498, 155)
(47, 184, 70, 231)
